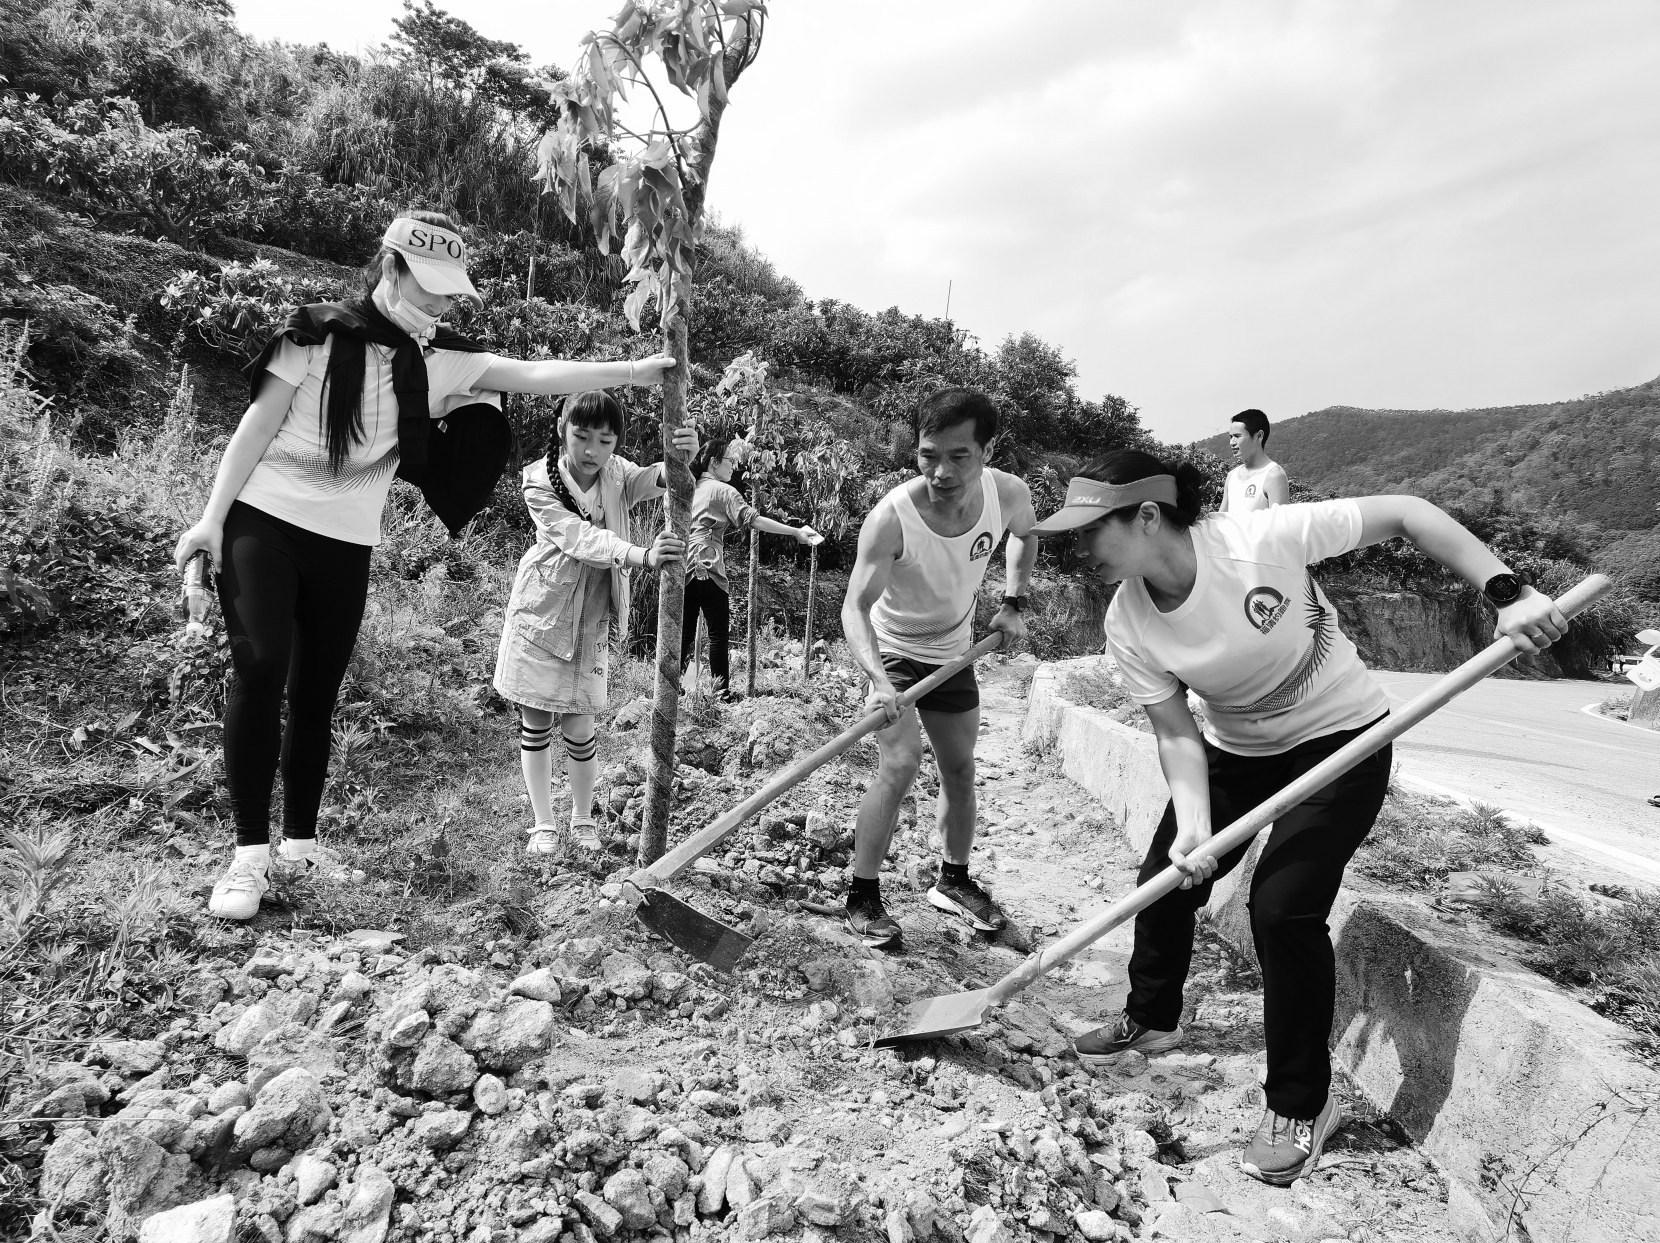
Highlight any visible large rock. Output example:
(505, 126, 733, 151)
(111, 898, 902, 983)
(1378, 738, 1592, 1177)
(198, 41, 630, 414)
(215, 1003, 282, 1057)
(698, 1146, 735, 1215)
(459, 999, 555, 1071)
(965, 1205, 1010, 1243)
(137, 1193, 235, 1243)
(411, 1109, 471, 1151)
(233, 1069, 331, 1153)
(795, 1167, 858, 1227)
(99, 1124, 199, 1241)
(246, 1023, 337, 1095)
(406, 1032, 479, 1095)
(337, 1165, 395, 1243)
(290, 1153, 338, 1206)
(98, 1040, 167, 1078)
(509, 968, 562, 1003)
(600, 954, 653, 1001)
(40, 1126, 107, 1212)
(574, 1189, 623, 1237)
(735, 1196, 796, 1240)
(286, 1203, 345, 1243)
(602, 1168, 657, 1230)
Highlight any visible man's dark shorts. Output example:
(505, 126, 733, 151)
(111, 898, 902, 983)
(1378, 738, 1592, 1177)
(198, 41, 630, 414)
(881, 653, 980, 714)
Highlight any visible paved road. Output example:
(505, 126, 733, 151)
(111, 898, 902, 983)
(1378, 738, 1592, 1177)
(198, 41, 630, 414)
(1373, 672, 1660, 885)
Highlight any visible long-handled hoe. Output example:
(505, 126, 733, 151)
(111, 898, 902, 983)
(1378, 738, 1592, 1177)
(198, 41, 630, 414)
(875, 574, 1610, 1048)
(624, 633, 1008, 970)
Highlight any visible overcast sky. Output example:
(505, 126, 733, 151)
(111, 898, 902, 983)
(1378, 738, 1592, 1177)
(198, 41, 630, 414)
(238, 0, 1660, 443)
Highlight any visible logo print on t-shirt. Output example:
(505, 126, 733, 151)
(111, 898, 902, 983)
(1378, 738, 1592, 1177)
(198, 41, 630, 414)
(1245, 483, 1258, 497)
(1243, 586, 1288, 634)
(968, 532, 994, 561)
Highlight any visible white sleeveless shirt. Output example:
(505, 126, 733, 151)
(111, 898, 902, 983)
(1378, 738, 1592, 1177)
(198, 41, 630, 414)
(870, 469, 1008, 663)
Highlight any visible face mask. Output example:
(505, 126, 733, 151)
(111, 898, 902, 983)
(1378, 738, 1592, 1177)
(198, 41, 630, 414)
(373, 275, 441, 344)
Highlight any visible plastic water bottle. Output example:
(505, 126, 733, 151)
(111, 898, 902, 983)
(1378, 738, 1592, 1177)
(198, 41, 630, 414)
(182, 553, 211, 638)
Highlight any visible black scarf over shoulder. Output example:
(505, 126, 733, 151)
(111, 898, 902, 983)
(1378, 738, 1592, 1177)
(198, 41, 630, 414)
(245, 300, 489, 484)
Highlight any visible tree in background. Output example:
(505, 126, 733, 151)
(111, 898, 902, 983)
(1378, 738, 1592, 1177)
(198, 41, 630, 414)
(390, 0, 527, 94)
(537, 0, 767, 866)
(795, 429, 854, 678)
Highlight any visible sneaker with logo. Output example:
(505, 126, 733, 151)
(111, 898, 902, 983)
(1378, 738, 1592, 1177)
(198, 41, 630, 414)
(1073, 1011, 1186, 1061)
(1240, 1089, 1342, 1185)
(844, 892, 903, 949)
(927, 872, 1008, 933)
(208, 855, 270, 921)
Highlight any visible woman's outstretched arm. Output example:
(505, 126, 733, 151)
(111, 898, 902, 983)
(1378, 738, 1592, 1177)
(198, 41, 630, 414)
(480, 355, 675, 396)
(1353, 495, 1567, 653)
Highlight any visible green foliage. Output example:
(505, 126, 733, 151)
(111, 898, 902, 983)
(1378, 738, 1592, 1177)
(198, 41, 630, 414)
(0, 93, 266, 245)
(536, 0, 767, 329)
(160, 257, 343, 359)
(1, 250, 143, 393)
(1598, 527, 1660, 603)
(391, 0, 526, 90)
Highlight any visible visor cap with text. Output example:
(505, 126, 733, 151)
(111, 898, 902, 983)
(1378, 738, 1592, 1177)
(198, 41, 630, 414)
(383, 218, 481, 304)
(1030, 475, 1179, 534)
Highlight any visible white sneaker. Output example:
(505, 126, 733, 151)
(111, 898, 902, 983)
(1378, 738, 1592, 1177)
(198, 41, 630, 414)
(208, 856, 269, 920)
(526, 824, 561, 855)
(570, 816, 602, 851)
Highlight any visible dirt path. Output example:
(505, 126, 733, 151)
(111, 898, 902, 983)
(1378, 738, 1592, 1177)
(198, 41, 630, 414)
(20, 656, 1464, 1243)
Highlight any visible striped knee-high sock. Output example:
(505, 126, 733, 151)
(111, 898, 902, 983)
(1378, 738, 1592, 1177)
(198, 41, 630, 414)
(520, 718, 556, 827)
(564, 732, 598, 821)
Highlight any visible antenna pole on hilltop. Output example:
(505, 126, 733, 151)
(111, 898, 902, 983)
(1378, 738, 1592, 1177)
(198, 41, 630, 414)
(944, 279, 952, 323)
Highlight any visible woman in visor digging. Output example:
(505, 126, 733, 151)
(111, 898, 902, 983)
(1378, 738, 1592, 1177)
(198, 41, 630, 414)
(174, 211, 675, 922)
(1031, 450, 1566, 1185)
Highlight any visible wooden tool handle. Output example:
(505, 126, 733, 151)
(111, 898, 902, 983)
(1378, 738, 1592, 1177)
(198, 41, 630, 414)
(627, 632, 1008, 891)
(983, 573, 1611, 1008)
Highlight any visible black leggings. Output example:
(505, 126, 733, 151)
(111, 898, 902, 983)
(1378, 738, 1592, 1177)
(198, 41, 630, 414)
(1124, 717, 1391, 1120)
(218, 502, 372, 847)
(680, 577, 732, 692)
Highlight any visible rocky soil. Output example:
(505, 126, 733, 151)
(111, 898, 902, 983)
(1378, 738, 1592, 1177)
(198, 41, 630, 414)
(19, 658, 1462, 1243)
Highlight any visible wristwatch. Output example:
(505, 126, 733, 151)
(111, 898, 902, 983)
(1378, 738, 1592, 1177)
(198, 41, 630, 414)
(1002, 595, 1029, 613)
(1483, 573, 1524, 608)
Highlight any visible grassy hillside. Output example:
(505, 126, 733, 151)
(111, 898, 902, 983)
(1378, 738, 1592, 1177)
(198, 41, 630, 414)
(1199, 377, 1660, 533)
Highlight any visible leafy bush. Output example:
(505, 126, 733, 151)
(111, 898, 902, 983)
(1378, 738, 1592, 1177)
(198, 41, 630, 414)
(0, 93, 267, 245)
(159, 258, 343, 358)
(1, 252, 143, 391)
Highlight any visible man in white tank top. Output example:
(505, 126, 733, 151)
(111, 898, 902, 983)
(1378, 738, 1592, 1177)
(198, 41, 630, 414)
(840, 389, 1038, 948)
(1221, 409, 1290, 514)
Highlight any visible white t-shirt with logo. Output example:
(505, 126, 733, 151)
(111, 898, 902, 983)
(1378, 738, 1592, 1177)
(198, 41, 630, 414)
(1104, 501, 1388, 756)
(1224, 461, 1287, 513)
(237, 337, 501, 546)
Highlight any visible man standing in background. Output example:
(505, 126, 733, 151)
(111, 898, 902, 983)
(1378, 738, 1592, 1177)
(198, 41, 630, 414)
(1221, 409, 1291, 513)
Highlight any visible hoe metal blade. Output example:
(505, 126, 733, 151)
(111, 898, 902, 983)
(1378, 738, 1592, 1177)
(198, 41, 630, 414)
(633, 888, 754, 974)
(873, 987, 996, 1048)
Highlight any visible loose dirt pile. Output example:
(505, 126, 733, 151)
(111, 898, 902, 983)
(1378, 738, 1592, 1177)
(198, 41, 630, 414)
(17, 661, 1461, 1243)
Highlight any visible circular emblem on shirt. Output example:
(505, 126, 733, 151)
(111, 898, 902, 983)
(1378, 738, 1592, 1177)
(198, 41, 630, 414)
(1245, 483, 1257, 496)
(968, 532, 994, 561)
(1243, 586, 1288, 634)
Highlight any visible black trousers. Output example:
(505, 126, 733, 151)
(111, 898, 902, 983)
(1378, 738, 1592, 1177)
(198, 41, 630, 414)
(1124, 717, 1390, 1120)
(218, 501, 372, 847)
(680, 577, 732, 692)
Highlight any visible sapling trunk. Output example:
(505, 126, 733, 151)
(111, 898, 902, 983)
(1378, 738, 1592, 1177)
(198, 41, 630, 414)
(745, 515, 760, 697)
(640, 312, 692, 866)
(802, 542, 818, 679)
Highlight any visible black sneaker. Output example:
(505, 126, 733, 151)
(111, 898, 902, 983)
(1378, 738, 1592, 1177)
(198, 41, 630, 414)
(844, 892, 903, 949)
(927, 873, 1008, 933)
(1240, 1090, 1342, 1185)
(1074, 1011, 1185, 1061)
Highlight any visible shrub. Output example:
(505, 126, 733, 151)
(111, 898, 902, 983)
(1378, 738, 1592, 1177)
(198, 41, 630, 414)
(159, 257, 343, 359)
(1, 252, 143, 391)
(0, 92, 267, 246)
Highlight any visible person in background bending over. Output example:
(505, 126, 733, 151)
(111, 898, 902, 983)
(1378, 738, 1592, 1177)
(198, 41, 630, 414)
(1221, 409, 1290, 514)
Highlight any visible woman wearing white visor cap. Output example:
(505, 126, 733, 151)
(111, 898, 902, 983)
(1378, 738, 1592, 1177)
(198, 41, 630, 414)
(173, 210, 678, 924)
(1031, 449, 1566, 1186)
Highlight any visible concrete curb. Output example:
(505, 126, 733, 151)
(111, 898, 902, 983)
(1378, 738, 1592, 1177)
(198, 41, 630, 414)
(1024, 658, 1660, 1243)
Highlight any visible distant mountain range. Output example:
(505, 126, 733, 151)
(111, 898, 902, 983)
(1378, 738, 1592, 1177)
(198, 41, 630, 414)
(1196, 375, 1660, 533)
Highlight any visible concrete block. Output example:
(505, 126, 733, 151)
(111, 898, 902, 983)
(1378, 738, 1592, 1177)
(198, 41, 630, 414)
(1025, 660, 1660, 1243)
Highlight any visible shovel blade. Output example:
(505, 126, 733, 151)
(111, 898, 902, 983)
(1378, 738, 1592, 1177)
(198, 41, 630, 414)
(634, 888, 755, 973)
(873, 987, 996, 1048)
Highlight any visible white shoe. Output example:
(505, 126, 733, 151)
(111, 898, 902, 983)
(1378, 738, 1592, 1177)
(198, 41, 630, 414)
(570, 816, 602, 851)
(526, 823, 562, 855)
(209, 856, 270, 920)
